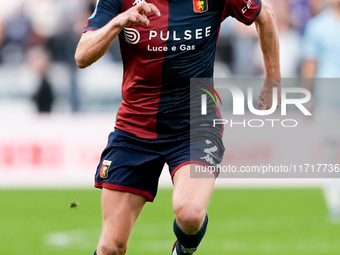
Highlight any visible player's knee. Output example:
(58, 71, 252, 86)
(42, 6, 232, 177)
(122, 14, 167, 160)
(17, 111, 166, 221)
(173, 203, 206, 233)
(98, 241, 128, 255)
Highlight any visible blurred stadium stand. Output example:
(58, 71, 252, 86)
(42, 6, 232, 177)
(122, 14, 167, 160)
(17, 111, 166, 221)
(0, 0, 335, 188)
(0, 0, 326, 114)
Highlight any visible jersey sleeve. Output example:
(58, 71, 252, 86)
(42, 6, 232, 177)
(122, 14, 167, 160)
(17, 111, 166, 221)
(222, 0, 262, 26)
(84, 0, 122, 32)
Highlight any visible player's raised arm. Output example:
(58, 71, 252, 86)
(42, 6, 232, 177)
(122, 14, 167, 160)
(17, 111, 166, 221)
(254, 1, 281, 110)
(75, 2, 160, 69)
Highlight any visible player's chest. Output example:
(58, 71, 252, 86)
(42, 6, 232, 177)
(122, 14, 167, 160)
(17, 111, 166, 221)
(120, 0, 222, 53)
(122, 0, 222, 17)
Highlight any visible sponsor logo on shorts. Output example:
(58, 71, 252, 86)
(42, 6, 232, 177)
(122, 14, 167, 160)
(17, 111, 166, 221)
(200, 140, 218, 165)
(100, 160, 112, 178)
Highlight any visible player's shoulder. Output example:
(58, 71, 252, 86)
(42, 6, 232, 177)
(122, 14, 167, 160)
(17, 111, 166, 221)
(95, 0, 123, 14)
(222, 0, 261, 25)
(84, 0, 123, 32)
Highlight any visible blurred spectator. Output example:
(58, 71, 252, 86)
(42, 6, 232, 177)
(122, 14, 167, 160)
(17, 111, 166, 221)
(0, 19, 5, 52)
(301, 0, 340, 221)
(0, 0, 332, 112)
(27, 46, 54, 113)
(302, 0, 340, 79)
(290, 0, 313, 32)
(309, 0, 326, 16)
(253, 0, 302, 77)
(25, 0, 81, 112)
(290, 0, 325, 33)
(0, 3, 33, 65)
(215, 19, 234, 76)
(235, 22, 260, 77)
(228, 21, 259, 77)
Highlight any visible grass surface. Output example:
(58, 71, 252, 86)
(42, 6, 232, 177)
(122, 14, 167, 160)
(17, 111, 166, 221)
(1, 188, 340, 255)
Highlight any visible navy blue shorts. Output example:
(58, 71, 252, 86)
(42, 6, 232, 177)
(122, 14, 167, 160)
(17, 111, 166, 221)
(95, 128, 224, 202)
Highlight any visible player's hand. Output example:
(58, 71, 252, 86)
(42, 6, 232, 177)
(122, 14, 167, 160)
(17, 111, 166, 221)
(257, 78, 281, 110)
(116, 2, 161, 28)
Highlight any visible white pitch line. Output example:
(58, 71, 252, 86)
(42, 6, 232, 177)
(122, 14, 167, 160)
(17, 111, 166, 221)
(44, 228, 101, 250)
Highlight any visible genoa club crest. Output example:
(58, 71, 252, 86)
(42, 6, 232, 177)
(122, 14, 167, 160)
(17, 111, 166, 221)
(100, 160, 112, 178)
(193, 0, 208, 13)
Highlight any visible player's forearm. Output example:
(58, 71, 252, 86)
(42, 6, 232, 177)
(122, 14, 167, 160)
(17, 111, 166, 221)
(75, 20, 123, 69)
(255, 2, 281, 79)
(75, 3, 160, 69)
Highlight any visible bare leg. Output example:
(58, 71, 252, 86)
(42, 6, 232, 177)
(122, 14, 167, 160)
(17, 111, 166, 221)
(172, 164, 215, 234)
(96, 189, 147, 255)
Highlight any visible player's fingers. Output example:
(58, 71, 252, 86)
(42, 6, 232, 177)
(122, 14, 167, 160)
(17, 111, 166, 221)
(147, 3, 161, 16)
(258, 93, 264, 101)
(257, 101, 264, 110)
(127, 15, 140, 25)
(264, 103, 272, 110)
(277, 96, 281, 108)
(258, 100, 273, 110)
(131, 13, 149, 26)
(137, 2, 161, 17)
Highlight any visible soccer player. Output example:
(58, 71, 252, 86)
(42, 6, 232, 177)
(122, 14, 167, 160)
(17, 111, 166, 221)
(75, 0, 281, 254)
(301, 0, 340, 221)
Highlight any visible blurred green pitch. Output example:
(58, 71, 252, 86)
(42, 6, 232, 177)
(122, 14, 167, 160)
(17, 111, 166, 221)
(1, 188, 340, 255)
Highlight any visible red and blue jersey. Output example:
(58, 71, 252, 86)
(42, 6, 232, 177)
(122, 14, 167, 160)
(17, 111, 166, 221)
(84, 0, 262, 139)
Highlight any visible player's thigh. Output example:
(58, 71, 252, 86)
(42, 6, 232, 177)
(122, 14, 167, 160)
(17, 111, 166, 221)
(172, 164, 215, 219)
(99, 188, 147, 247)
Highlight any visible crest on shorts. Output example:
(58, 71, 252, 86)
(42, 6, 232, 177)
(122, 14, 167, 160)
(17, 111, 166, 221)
(193, 0, 208, 13)
(100, 160, 112, 178)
